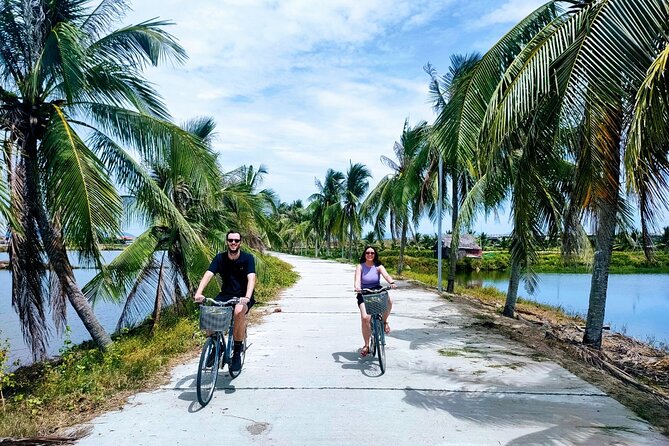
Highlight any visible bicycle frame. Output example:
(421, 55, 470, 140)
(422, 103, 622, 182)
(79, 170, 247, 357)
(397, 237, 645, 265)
(361, 287, 390, 374)
(196, 297, 246, 406)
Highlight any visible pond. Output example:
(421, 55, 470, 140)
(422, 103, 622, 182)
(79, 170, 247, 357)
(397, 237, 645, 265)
(456, 270, 669, 346)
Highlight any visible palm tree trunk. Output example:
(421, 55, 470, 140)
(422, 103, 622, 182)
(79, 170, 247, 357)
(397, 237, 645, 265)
(447, 177, 459, 293)
(38, 221, 113, 350)
(152, 252, 166, 330)
(25, 143, 112, 350)
(503, 259, 521, 317)
(583, 106, 621, 349)
(397, 220, 408, 275)
(641, 213, 654, 263)
(583, 198, 617, 349)
(348, 222, 353, 261)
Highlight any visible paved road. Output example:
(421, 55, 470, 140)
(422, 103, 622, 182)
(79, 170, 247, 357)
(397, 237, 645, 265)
(76, 253, 668, 445)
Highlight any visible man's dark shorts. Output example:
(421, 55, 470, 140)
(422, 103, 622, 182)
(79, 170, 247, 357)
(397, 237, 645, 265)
(216, 293, 255, 314)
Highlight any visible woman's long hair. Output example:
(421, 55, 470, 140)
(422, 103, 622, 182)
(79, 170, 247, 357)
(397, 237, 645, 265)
(359, 245, 381, 266)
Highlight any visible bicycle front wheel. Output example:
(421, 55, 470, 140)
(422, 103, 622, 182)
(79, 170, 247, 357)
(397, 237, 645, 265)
(197, 336, 220, 406)
(377, 322, 386, 374)
(371, 317, 385, 374)
(228, 326, 247, 379)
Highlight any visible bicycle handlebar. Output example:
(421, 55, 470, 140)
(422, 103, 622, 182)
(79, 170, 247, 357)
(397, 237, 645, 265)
(202, 297, 244, 306)
(359, 286, 392, 294)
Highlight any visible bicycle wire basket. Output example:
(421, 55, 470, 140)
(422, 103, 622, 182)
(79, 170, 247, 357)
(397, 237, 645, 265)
(363, 291, 388, 315)
(199, 305, 233, 331)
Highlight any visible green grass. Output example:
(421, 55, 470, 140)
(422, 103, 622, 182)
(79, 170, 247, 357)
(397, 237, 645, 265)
(0, 253, 298, 438)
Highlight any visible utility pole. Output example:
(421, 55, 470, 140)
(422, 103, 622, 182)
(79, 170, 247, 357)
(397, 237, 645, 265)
(437, 156, 443, 292)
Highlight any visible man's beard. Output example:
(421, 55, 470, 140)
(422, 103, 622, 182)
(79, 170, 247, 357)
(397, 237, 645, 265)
(228, 246, 240, 255)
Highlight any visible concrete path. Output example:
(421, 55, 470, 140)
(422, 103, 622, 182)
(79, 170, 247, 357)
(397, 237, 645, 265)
(76, 253, 668, 445)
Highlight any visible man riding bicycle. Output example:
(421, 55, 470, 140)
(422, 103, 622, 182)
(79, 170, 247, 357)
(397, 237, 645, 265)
(194, 230, 256, 372)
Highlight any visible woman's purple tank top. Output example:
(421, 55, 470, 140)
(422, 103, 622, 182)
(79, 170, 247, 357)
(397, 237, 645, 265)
(361, 263, 381, 289)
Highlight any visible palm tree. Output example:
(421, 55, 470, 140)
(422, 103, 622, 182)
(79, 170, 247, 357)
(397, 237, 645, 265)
(483, 0, 669, 347)
(0, 0, 208, 357)
(309, 169, 344, 254)
(336, 162, 371, 260)
(363, 119, 429, 274)
(431, 54, 482, 292)
(219, 164, 279, 250)
(83, 117, 221, 331)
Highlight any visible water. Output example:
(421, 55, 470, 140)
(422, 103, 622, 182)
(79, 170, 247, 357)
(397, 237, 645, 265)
(2, 250, 669, 367)
(0, 251, 141, 368)
(458, 271, 669, 346)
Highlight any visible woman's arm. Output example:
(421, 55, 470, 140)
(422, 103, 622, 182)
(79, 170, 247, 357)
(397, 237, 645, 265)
(378, 265, 397, 289)
(354, 264, 362, 292)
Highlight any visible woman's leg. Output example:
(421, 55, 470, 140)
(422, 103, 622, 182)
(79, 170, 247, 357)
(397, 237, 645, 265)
(382, 295, 393, 333)
(359, 303, 371, 350)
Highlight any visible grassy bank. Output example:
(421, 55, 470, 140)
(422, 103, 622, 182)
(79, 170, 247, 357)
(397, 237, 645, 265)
(0, 253, 298, 438)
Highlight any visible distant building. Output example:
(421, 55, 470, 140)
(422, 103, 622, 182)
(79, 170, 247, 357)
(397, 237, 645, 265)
(434, 234, 483, 259)
(116, 232, 136, 244)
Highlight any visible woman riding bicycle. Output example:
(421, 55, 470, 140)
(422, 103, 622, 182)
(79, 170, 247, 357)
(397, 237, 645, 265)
(353, 246, 397, 357)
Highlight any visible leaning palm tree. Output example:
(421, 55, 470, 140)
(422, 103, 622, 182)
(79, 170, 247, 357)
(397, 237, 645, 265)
(363, 119, 429, 274)
(0, 0, 209, 358)
(483, 0, 669, 347)
(428, 3, 560, 294)
(83, 117, 220, 331)
(336, 162, 371, 260)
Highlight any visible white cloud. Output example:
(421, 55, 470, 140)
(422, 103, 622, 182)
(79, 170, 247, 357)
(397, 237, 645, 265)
(119, 0, 521, 233)
(475, 0, 548, 27)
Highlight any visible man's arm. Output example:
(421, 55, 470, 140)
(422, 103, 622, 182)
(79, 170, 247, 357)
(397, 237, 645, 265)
(194, 270, 215, 303)
(245, 273, 256, 304)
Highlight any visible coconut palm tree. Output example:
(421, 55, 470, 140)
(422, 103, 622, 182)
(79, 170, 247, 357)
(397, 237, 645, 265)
(363, 119, 429, 274)
(483, 0, 669, 347)
(336, 162, 371, 260)
(83, 117, 221, 331)
(309, 169, 344, 254)
(0, 0, 209, 357)
(219, 164, 279, 250)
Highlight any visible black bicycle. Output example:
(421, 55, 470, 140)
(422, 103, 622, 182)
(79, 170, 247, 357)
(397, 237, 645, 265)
(361, 286, 391, 374)
(196, 297, 248, 406)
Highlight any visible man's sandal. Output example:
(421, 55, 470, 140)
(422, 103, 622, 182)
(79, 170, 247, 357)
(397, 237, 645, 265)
(360, 346, 370, 357)
(384, 322, 391, 334)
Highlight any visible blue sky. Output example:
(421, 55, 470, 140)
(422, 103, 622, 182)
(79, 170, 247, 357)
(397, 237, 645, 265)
(123, 0, 548, 236)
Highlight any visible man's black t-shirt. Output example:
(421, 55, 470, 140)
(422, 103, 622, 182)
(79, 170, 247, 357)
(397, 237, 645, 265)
(207, 251, 256, 299)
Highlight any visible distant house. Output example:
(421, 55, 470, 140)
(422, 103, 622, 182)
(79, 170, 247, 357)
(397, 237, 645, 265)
(116, 232, 136, 244)
(434, 234, 483, 259)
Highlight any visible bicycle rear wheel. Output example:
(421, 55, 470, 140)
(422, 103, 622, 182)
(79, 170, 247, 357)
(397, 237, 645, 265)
(228, 326, 247, 379)
(197, 336, 219, 406)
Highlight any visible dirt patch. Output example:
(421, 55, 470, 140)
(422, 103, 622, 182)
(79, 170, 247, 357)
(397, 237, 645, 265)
(445, 291, 669, 435)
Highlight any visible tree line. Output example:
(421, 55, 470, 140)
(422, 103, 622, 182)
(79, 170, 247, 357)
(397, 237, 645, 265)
(2, 1, 668, 360)
(273, 1, 669, 351)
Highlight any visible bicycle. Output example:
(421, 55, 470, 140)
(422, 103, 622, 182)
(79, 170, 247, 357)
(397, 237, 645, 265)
(361, 286, 391, 374)
(196, 297, 248, 406)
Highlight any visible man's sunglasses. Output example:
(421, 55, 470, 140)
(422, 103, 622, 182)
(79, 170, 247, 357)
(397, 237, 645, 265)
(227, 238, 241, 243)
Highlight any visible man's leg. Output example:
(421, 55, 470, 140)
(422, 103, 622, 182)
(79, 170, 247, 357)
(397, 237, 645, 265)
(230, 302, 248, 372)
